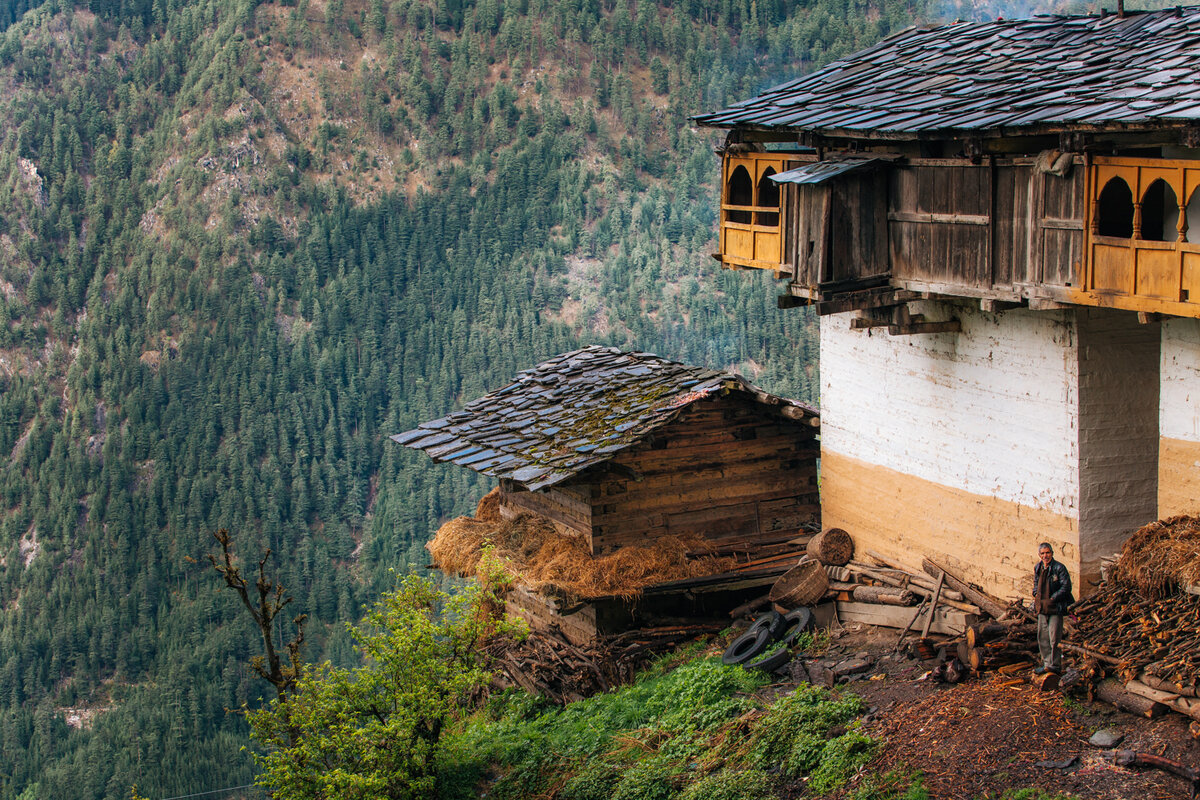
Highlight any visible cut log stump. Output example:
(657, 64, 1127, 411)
(808, 527, 854, 566)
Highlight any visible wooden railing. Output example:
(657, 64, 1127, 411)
(1080, 157, 1200, 319)
(720, 203, 782, 270)
(717, 153, 792, 272)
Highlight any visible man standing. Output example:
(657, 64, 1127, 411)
(1033, 543, 1072, 674)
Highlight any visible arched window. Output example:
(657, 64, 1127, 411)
(1097, 177, 1133, 238)
(756, 167, 780, 227)
(1140, 179, 1179, 242)
(725, 165, 753, 224)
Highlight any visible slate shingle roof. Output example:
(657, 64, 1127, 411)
(391, 346, 817, 491)
(694, 7, 1200, 136)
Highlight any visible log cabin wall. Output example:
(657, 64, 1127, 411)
(585, 396, 819, 556)
(1159, 318, 1200, 517)
(499, 481, 594, 547)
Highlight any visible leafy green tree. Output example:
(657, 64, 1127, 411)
(246, 572, 523, 800)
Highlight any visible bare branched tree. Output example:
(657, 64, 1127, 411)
(208, 529, 307, 700)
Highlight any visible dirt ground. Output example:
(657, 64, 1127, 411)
(796, 622, 1200, 800)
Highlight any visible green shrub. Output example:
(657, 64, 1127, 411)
(851, 769, 930, 800)
(747, 684, 866, 766)
(783, 731, 826, 776)
(808, 730, 877, 794)
(677, 767, 778, 800)
(609, 757, 681, 800)
(558, 760, 624, 800)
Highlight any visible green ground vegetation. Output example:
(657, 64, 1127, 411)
(440, 653, 877, 800)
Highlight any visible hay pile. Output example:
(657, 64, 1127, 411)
(1112, 514, 1200, 600)
(427, 488, 737, 600)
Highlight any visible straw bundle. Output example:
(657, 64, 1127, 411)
(426, 491, 736, 600)
(1112, 514, 1200, 600)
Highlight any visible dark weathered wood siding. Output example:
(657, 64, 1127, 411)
(791, 157, 1086, 300)
(588, 396, 818, 555)
(497, 396, 819, 557)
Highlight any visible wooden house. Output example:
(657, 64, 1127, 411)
(393, 345, 821, 642)
(693, 7, 1200, 597)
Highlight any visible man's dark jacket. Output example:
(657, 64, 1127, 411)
(1033, 559, 1073, 616)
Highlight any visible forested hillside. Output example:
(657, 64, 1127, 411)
(0, 0, 980, 795)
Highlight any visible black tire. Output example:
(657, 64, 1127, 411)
(745, 646, 792, 673)
(748, 610, 786, 641)
(778, 607, 814, 647)
(722, 627, 773, 666)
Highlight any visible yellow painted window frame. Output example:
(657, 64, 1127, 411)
(720, 152, 789, 271)
(1081, 156, 1200, 318)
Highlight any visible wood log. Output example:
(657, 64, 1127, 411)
(1095, 680, 1169, 719)
(922, 557, 1009, 620)
(966, 622, 1011, 648)
(1160, 695, 1200, 723)
(838, 599, 967, 636)
(852, 585, 917, 606)
(1125, 679, 1181, 705)
(1031, 671, 1060, 691)
(865, 549, 918, 573)
(728, 593, 771, 619)
(894, 598, 928, 653)
(850, 564, 972, 607)
(859, 565, 965, 599)
(1138, 672, 1198, 698)
(969, 646, 1035, 672)
(1062, 642, 1123, 666)
(808, 527, 854, 566)
(1113, 751, 1200, 796)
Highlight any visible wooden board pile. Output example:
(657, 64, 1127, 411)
(819, 550, 987, 638)
(487, 623, 724, 704)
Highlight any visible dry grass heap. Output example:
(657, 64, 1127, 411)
(1112, 514, 1200, 599)
(427, 488, 736, 600)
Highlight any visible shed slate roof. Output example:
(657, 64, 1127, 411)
(693, 7, 1200, 137)
(392, 346, 817, 491)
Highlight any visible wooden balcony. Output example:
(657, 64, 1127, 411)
(716, 153, 794, 273)
(1077, 157, 1200, 319)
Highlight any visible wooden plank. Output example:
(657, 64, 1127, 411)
(601, 460, 817, 496)
(888, 211, 990, 226)
(836, 600, 969, 636)
(593, 481, 818, 517)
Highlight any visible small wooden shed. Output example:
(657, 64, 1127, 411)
(392, 346, 821, 641)
(394, 345, 820, 556)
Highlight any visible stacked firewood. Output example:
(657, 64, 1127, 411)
(488, 623, 723, 704)
(1073, 581, 1200, 684)
(1063, 572, 1200, 728)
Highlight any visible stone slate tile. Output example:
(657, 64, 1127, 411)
(693, 7, 1200, 135)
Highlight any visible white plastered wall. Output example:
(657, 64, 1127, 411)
(1159, 318, 1200, 515)
(820, 302, 1081, 516)
(1076, 310, 1160, 579)
(1161, 318, 1200, 442)
(819, 302, 1162, 593)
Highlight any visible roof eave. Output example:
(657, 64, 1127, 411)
(696, 119, 1196, 142)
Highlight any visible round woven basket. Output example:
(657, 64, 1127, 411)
(768, 558, 828, 607)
